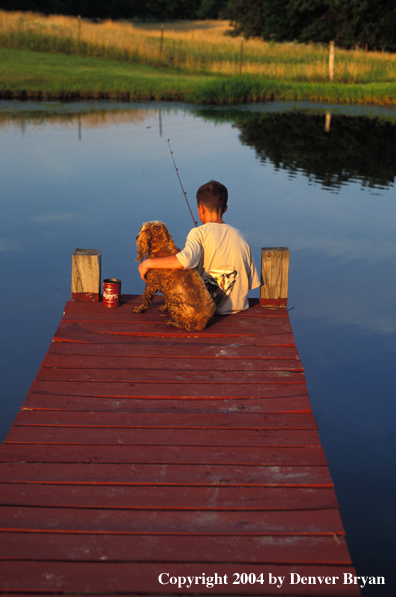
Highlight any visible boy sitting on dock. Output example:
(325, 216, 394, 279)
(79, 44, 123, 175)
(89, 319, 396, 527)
(138, 180, 260, 314)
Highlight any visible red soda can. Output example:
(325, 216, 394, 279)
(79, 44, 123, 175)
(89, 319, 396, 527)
(103, 278, 121, 308)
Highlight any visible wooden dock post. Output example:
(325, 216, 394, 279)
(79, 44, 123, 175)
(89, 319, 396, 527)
(71, 248, 101, 302)
(260, 247, 290, 308)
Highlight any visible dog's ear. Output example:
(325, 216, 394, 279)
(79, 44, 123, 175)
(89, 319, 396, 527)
(136, 225, 151, 262)
(157, 224, 173, 251)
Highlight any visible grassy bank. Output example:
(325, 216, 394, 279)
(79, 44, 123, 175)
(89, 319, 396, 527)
(1, 11, 396, 105)
(2, 48, 396, 106)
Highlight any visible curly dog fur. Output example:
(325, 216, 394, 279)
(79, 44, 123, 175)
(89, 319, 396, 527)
(133, 221, 216, 331)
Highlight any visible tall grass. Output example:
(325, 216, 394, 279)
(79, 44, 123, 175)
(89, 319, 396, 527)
(195, 77, 396, 106)
(1, 10, 396, 84)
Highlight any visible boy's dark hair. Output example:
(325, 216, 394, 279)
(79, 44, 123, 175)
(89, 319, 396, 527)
(196, 180, 228, 213)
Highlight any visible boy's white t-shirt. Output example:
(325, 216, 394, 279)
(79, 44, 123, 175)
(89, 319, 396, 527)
(175, 222, 260, 314)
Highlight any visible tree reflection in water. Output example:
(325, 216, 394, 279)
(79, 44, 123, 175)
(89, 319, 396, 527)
(197, 108, 396, 190)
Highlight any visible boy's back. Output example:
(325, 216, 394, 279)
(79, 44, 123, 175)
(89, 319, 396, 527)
(137, 180, 260, 315)
(176, 222, 260, 314)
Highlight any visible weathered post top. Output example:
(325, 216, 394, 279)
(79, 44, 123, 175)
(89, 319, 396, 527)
(71, 248, 101, 302)
(260, 247, 290, 308)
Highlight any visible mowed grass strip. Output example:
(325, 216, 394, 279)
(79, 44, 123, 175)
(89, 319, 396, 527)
(0, 47, 215, 100)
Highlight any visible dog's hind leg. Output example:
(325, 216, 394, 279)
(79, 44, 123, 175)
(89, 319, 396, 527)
(157, 302, 168, 312)
(132, 287, 157, 313)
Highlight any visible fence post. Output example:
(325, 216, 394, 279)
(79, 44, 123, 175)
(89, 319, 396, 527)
(77, 15, 81, 45)
(71, 249, 102, 302)
(239, 38, 244, 74)
(260, 247, 290, 308)
(329, 41, 335, 81)
(159, 25, 164, 61)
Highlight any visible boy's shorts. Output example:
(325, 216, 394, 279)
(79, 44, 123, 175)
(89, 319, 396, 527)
(202, 267, 238, 305)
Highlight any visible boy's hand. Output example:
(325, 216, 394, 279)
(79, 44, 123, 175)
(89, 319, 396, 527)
(138, 260, 151, 281)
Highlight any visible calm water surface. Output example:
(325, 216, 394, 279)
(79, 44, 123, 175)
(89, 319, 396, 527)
(1, 99, 396, 595)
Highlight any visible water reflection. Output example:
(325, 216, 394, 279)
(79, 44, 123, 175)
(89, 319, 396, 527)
(5, 101, 396, 190)
(0, 102, 153, 130)
(196, 108, 396, 190)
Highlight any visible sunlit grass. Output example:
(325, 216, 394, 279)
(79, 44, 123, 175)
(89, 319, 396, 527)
(3, 47, 396, 107)
(1, 10, 396, 84)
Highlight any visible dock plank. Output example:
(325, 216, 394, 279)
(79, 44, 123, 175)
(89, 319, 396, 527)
(0, 444, 328, 465)
(47, 341, 301, 359)
(0, 296, 361, 596)
(26, 379, 310, 399)
(41, 353, 304, 371)
(0, 484, 338, 510)
(55, 319, 295, 336)
(0, 506, 345, 533)
(4, 426, 322, 446)
(20, 394, 313, 413)
(0, 462, 332, 486)
(62, 297, 288, 318)
(53, 322, 295, 346)
(13, 410, 317, 428)
(0, 532, 351, 564)
(0, 562, 362, 595)
(35, 367, 305, 383)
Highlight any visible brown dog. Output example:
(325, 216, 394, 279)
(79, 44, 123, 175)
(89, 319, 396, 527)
(133, 221, 215, 331)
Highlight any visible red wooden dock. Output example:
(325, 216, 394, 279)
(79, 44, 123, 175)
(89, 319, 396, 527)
(0, 295, 361, 595)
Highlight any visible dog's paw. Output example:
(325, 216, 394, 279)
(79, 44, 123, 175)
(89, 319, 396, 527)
(132, 305, 146, 313)
(158, 304, 168, 312)
(165, 319, 182, 328)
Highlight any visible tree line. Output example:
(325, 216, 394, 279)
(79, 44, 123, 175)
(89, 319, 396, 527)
(228, 0, 396, 52)
(1, 0, 395, 51)
(0, 0, 228, 21)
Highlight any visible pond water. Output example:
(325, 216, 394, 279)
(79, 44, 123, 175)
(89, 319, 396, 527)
(1, 99, 396, 595)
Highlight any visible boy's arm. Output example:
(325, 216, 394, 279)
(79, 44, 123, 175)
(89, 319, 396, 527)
(138, 255, 184, 280)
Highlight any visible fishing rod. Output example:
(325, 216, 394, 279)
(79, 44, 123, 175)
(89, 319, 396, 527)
(167, 139, 197, 227)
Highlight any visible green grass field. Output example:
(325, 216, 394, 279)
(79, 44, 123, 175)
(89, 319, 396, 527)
(0, 47, 216, 100)
(2, 47, 396, 106)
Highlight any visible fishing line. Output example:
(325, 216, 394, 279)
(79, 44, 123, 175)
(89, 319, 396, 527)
(167, 139, 197, 227)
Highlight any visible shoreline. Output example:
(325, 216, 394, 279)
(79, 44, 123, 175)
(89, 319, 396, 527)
(2, 86, 396, 107)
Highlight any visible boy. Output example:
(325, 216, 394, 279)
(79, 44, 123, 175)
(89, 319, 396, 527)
(138, 180, 260, 314)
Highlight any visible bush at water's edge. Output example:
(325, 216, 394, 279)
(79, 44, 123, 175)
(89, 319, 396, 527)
(190, 77, 396, 106)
